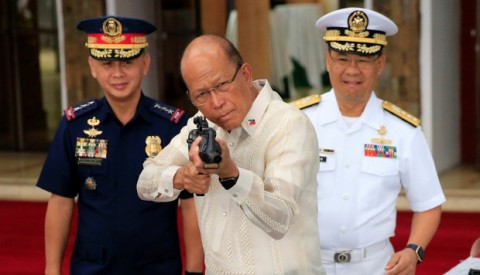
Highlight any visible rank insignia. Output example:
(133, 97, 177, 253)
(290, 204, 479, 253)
(289, 94, 321, 110)
(83, 116, 103, 138)
(371, 125, 392, 145)
(145, 136, 162, 157)
(85, 177, 97, 190)
(364, 144, 397, 159)
(382, 101, 420, 127)
(152, 103, 185, 124)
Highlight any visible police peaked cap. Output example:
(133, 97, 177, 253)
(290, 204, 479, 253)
(77, 16, 157, 60)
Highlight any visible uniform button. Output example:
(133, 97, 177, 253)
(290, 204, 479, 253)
(229, 142, 234, 147)
(222, 212, 227, 216)
(343, 162, 350, 168)
(164, 188, 169, 193)
(340, 226, 347, 233)
(342, 193, 350, 200)
(232, 193, 238, 198)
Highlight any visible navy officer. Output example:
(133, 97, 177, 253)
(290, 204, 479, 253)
(291, 7, 446, 275)
(37, 16, 203, 275)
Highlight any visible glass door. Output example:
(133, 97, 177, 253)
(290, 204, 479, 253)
(0, 0, 60, 150)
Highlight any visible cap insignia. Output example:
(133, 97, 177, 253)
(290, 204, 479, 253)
(348, 11, 368, 34)
(101, 18, 126, 44)
(104, 18, 122, 37)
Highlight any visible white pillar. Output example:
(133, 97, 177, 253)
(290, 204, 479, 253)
(55, 0, 67, 110)
(420, 0, 433, 148)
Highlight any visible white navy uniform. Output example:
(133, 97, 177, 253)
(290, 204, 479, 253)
(300, 90, 446, 274)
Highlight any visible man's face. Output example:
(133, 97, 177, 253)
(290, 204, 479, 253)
(325, 50, 385, 104)
(88, 53, 150, 103)
(184, 58, 254, 131)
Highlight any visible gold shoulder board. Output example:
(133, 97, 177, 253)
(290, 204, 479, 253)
(382, 101, 421, 127)
(289, 94, 321, 110)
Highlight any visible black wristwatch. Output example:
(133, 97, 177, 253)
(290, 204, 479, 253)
(406, 243, 425, 264)
(218, 176, 238, 190)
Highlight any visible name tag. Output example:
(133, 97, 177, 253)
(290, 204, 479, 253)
(319, 148, 335, 154)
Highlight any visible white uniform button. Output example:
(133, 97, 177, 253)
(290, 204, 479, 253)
(164, 188, 169, 193)
(232, 193, 238, 198)
(222, 212, 227, 216)
(229, 142, 235, 147)
(342, 193, 350, 200)
(340, 226, 347, 233)
(344, 162, 350, 168)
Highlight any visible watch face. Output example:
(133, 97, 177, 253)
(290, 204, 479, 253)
(407, 244, 425, 262)
(417, 246, 425, 260)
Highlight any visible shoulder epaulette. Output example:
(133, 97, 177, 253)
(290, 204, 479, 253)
(289, 94, 321, 110)
(382, 100, 421, 127)
(151, 101, 186, 124)
(64, 100, 99, 121)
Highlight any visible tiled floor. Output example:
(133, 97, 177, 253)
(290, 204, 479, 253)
(0, 152, 51, 201)
(0, 151, 479, 212)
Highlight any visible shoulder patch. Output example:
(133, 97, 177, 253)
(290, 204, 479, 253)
(64, 100, 99, 121)
(151, 101, 185, 124)
(289, 94, 321, 110)
(382, 101, 421, 127)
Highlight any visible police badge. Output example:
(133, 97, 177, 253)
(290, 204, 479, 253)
(145, 136, 162, 157)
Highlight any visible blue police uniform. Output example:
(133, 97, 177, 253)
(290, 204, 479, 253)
(37, 94, 190, 274)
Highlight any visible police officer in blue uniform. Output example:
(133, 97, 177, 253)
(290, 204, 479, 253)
(37, 16, 204, 275)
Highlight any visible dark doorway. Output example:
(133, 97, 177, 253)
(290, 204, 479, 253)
(156, 0, 201, 116)
(460, 0, 479, 168)
(0, 0, 59, 151)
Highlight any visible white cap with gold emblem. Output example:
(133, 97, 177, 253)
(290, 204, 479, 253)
(315, 8, 398, 56)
